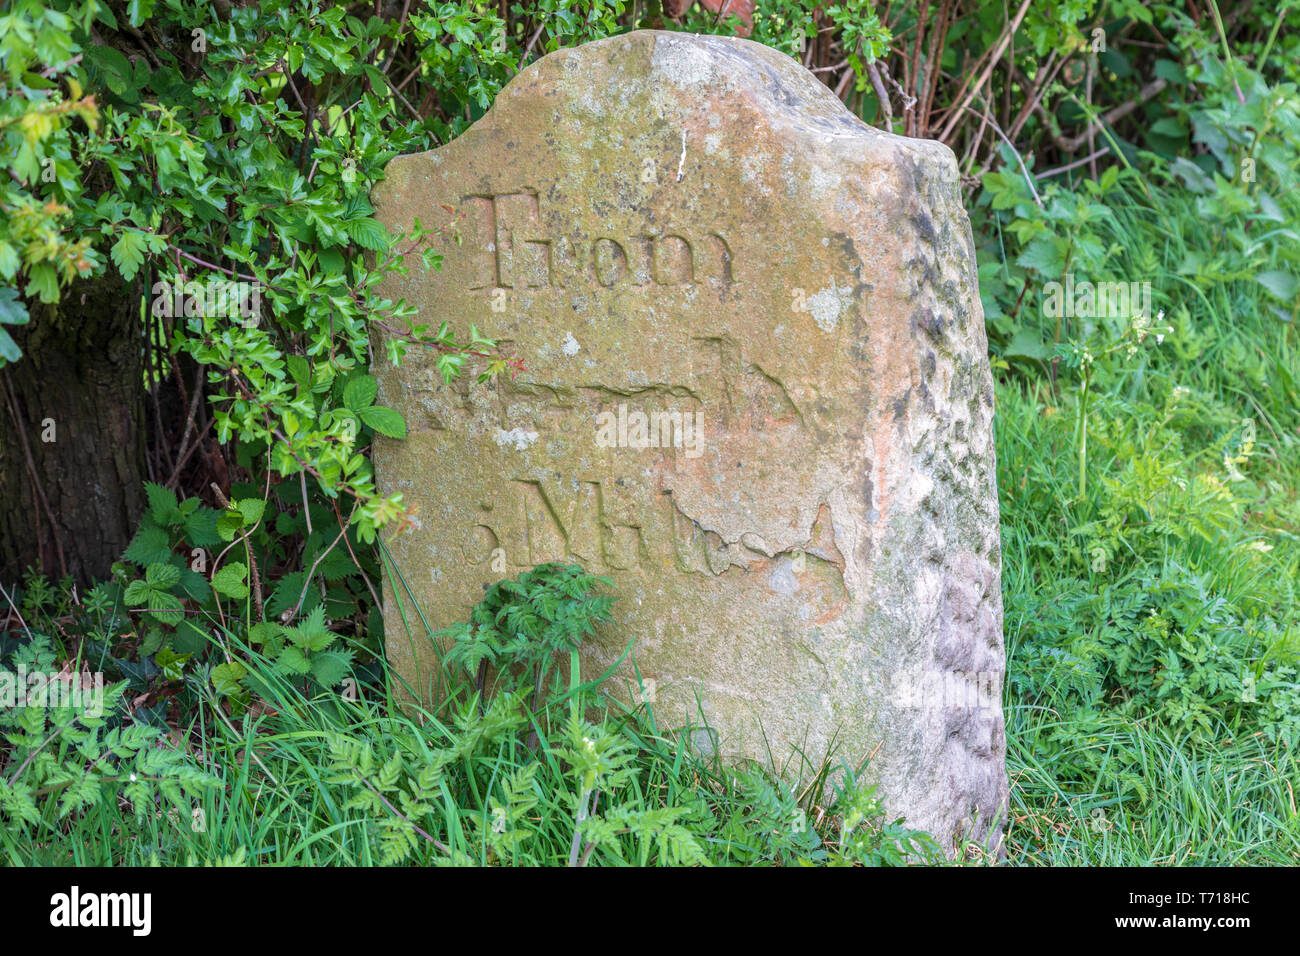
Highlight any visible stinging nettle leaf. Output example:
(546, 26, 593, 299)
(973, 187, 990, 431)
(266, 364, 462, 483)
(211, 562, 251, 599)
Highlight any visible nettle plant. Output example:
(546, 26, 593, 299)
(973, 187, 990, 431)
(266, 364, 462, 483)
(112, 474, 383, 711)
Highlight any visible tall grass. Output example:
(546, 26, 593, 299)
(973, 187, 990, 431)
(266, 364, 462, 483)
(1, 615, 939, 866)
(990, 158, 1300, 864)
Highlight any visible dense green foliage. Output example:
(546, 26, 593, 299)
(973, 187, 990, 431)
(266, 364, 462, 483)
(2, 0, 1298, 864)
(977, 9, 1300, 862)
(2, 562, 938, 865)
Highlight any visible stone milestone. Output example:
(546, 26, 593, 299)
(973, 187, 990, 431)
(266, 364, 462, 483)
(372, 30, 1007, 854)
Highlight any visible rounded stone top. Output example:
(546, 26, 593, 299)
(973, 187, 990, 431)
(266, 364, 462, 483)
(476, 30, 955, 173)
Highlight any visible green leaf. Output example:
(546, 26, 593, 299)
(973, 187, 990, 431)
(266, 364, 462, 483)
(126, 0, 156, 27)
(123, 579, 153, 606)
(342, 374, 378, 412)
(310, 648, 355, 688)
(0, 329, 19, 364)
(144, 481, 180, 523)
(123, 520, 172, 566)
(276, 645, 311, 675)
(25, 263, 59, 303)
(1256, 271, 1297, 301)
(286, 355, 310, 390)
(249, 621, 282, 646)
(145, 590, 184, 627)
(1153, 59, 1186, 84)
(171, 620, 208, 655)
(84, 45, 134, 96)
(0, 243, 19, 282)
(0, 287, 29, 326)
(1015, 237, 1064, 277)
(182, 506, 222, 548)
(341, 217, 389, 251)
(235, 498, 266, 527)
(145, 562, 181, 590)
(358, 405, 406, 438)
(111, 231, 146, 281)
(177, 567, 211, 603)
(1147, 117, 1185, 139)
(212, 661, 247, 696)
(216, 512, 244, 542)
(155, 646, 190, 681)
(1002, 328, 1051, 361)
(138, 627, 165, 655)
(211, 562, 250, 599)
(268, 571, 315, 619)
(289, 605, 334, 652)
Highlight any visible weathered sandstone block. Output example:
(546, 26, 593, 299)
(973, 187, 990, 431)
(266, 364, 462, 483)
(372, 30, 1007, 853)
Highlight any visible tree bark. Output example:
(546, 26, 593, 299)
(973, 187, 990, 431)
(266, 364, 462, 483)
(0, 269, 146, 590)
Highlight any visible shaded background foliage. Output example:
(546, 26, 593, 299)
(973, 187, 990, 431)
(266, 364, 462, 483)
(3, 0, 1293, 580)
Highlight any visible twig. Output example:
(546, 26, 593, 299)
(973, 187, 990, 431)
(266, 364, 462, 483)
(1037, 147, 1111, 180)
(0, 581, 34, 642)
(519, 21, 546, 68)
(921, 0, 955, 134)
(165, 363, 207, 489)
(867, 61, 892, 127)
(1055, 78, 1168, 153)
(170, 248, 259, 283)
(1007, 54, 1069, 143)
(833, 60, 856, 100)
(287, 516, 348, 624)
(879, 61, 917, 114)
(358, 774, 453, 856)
(957, 102, 1042, 206)
(300, 472, 313, 536)
(908, 0, 930, 136)
(937, 0, 1034, 143)
(164, 418, 214, 490)
(330, 500, 382, 612)
(6, 717, 79, 788)
(1, 370, 66, 580)
(209, 482, 264, 622)
(959, 97, 992, 175)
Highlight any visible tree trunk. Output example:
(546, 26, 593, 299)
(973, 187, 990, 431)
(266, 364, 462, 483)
(0, 269, 146, 591)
